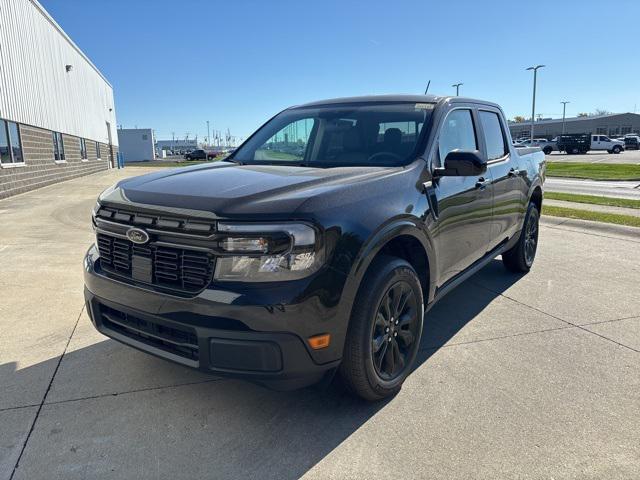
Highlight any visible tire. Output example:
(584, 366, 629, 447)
(502, 202, 540, 273)
(612, 146, 622, 154)
(568, 147, 579, 154)
(339, 256, 424, 401)
(543, 146, 553, 155)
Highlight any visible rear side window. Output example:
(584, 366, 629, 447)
(438, 109, 477, 162)
(479, 111, 507, 160)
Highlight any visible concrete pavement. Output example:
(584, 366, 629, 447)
(546, 150, 640, 164)
(1, 168, 639, 480)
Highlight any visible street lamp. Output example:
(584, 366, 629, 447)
(526, 65, 545, 140)
(452, 83, 463, 96)
(560, 101, 570, 134)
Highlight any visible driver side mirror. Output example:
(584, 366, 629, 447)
(433, 149, 487, 177)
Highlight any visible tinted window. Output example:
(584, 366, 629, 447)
(438, 109, 477, 163)
(479, 111, 507, 160)
(0, 120, 10, 164)
(53, 132, 65, 161)
(80, 138, 87, 159)
(234, 102, 434, 167)
(0, 120, 24, 164)
(96, 142, 101, 159)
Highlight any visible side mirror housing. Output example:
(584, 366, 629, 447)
(434, 150, 487, 177)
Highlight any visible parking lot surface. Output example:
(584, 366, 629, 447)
(547, 149, 640, 164)
(1, 168, 639, 480)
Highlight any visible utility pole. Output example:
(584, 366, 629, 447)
(526, 65, 545, 140)
(561, 101, 570, 134)
(206, 121, 210, 148)
(452, 83, 463, 96)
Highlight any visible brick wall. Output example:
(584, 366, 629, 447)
(0, 124, 112, 200)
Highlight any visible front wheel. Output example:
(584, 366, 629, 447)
(339, 256, 424, 401)
(502, 202, 540, 273)
(612, 145, 622, 154)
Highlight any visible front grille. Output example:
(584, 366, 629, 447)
(100, 305, 199, 361)
(97, 233, 214, 293)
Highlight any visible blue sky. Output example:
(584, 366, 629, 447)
(42, 0, 640, 143)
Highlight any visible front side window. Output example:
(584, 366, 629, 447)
(80, 138, 88, 159)
(53, 132, 65, 161)
(437, 109, 477, 163)
(479, 111, 507, 160)
(0, 120, 24, 165)
(234, 102, 433, 167)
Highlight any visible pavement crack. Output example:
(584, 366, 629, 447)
(419, 324, 576, 352)
(42, 377, 225, 408)
(9, 305, 85, 480)
(472, 282, 640, 354)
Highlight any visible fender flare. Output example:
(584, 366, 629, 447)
(339, 218, 438, 324)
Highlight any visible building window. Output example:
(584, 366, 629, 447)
(0, 120, 24, 165)
(53, 132, 65, 161)
(142, 134, 148, 140)
(80, 138, 88, 160)
(621, 126, 632, 135)
(95, 141, 101, 159)
(596, 127, 607, 135)
(609, 127, 620, 137)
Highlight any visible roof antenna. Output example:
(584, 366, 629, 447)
(424, 80, 431, 95)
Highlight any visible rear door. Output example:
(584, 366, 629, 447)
(478, 108, 527, 249)
(430, 106, 494, 285)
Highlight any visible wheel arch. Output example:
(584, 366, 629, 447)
(341, 219, 437, 325)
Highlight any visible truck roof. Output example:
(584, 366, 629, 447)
(291, 94, 502, 110)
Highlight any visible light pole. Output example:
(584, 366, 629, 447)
(452, 83, 463, 96)
(206, 121, 210, 147)
(560, 101, 570, 134)
(526, 65, 545, 140)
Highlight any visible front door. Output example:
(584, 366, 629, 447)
(430, 107, 494, 285)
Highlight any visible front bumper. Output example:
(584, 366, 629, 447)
(83, 245, 347, 390)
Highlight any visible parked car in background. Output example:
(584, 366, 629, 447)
(624, 135, 640, 150)
(515, 138, 556, 155)
(184, 148, 216, 160)
(557, 133, 624, 154)
(85, 94, 545, 400)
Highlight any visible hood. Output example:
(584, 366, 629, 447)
(106, 161, 403, 217)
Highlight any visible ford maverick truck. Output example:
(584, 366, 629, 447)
(84, 95, 545, 400)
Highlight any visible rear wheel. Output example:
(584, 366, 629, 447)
(543, 146, 553, 155)
(339, 256, 424, 401)
(502, 202, 540, 273)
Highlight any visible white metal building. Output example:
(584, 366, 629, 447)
(117, 128, 155, 162)
(0, 0, 118, 199)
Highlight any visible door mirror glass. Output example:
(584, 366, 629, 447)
(435, 149, 487, 177)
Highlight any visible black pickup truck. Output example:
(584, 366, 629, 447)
(85, 95, 545, 400)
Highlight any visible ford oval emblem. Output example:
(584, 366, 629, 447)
(126, 227, 149, 244)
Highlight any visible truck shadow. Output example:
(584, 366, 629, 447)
(2, 259, 524, 480)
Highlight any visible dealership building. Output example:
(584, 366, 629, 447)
(0, 0, 118, 200)
(509, 113, 640, 140)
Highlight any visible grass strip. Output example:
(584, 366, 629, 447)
(542, 205, 640, 228)
(546, 162, 640, 180)
(545, 192, 640, 209)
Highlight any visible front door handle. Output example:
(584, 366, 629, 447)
(475, 177, 490, 190)
(508, 168, 521, 177)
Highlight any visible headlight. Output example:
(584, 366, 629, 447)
(214, 223, 323, 282)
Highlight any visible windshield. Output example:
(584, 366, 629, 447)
(232, 102, 434, 167)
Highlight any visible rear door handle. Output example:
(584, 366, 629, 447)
(475, 177, 490, 190)
(508, 168, 521, 177)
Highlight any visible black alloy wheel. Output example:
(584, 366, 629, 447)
(371, 280, 420, 381)
(339, 256, 424, 401)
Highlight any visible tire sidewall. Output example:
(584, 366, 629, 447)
(523, 203, 540, 268)
(358, 259, 424, 394)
